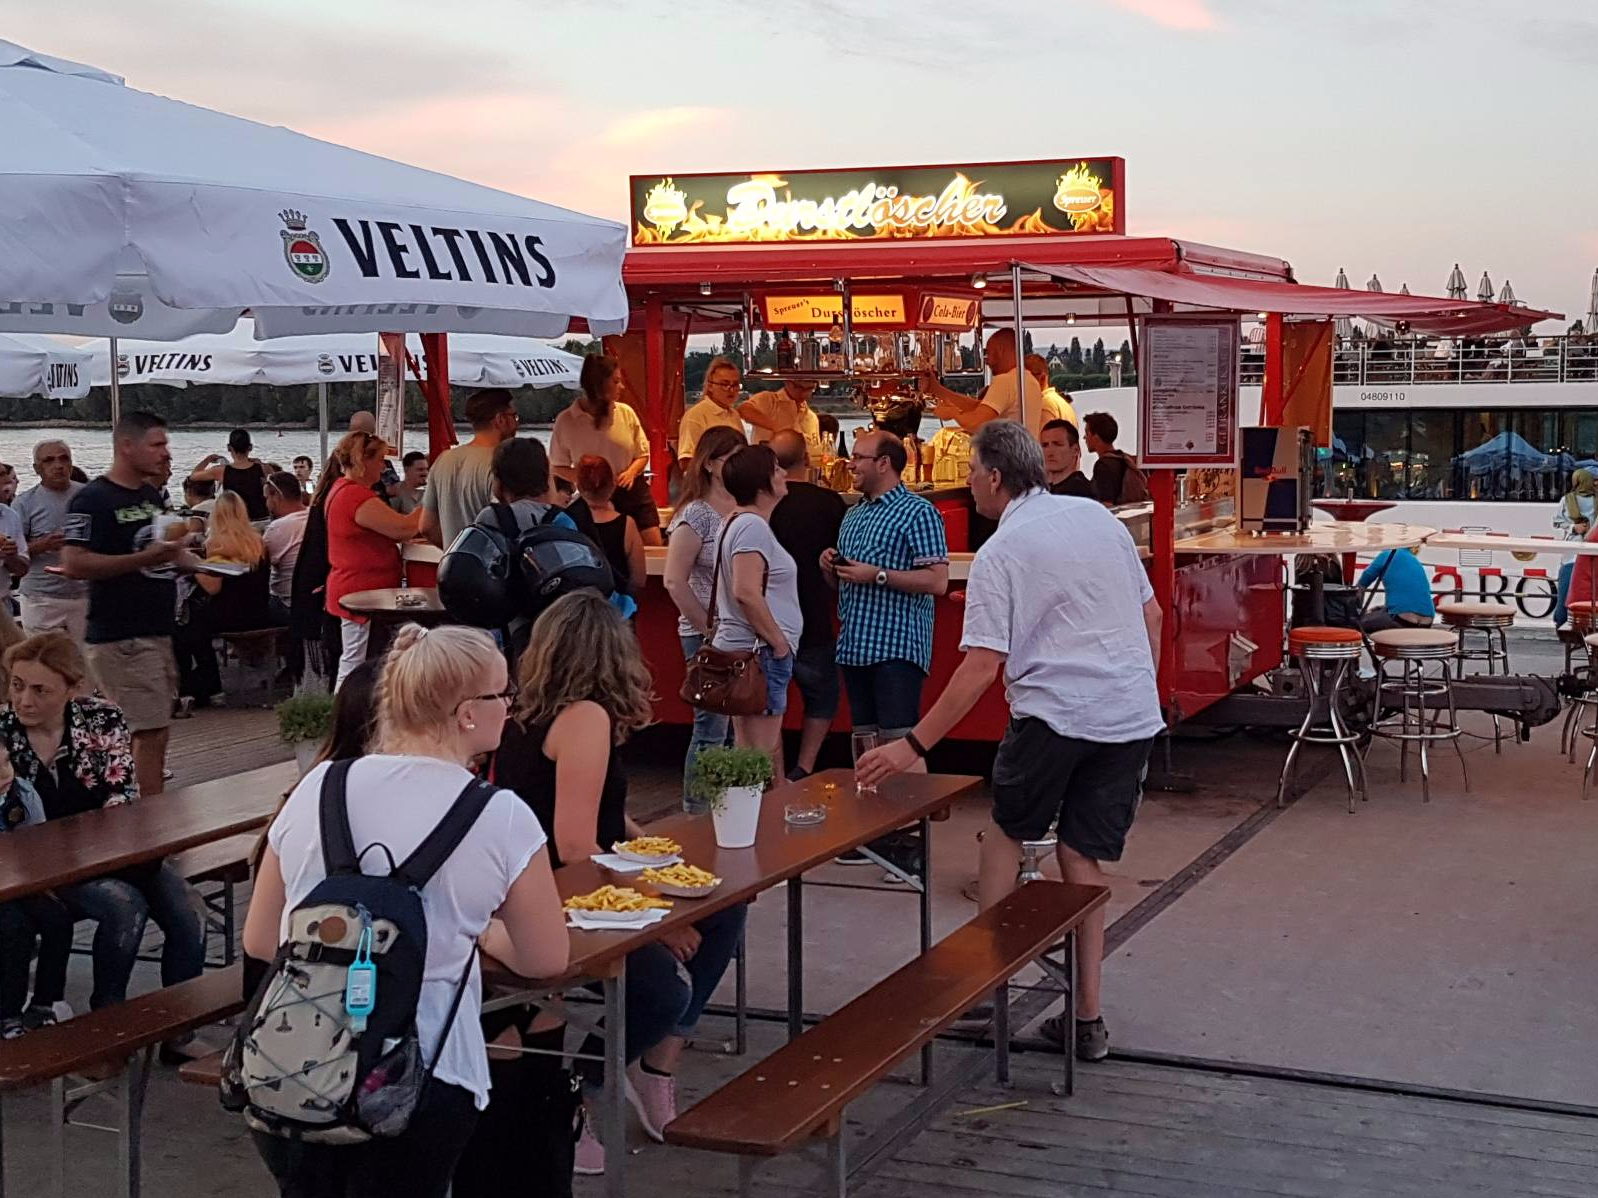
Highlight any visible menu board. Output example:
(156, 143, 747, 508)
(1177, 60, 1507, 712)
(1137, 315, 1240, 468)
(375, 332, 406, 456)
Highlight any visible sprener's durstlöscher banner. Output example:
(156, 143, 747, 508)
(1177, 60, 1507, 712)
(629, 158, 1124, 247)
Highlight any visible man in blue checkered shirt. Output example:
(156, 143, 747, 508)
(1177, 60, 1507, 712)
(822, 429, 950, 759)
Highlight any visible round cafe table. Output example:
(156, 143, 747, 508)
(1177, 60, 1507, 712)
(339, 587, 450, 659)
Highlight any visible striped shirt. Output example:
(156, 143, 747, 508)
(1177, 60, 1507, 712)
(835, 484, 948, 672)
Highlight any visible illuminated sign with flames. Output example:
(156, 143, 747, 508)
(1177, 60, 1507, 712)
(629, 159, 1123, 247)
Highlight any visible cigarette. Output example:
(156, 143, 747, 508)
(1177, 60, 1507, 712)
(953, 1100, 1028, 1118)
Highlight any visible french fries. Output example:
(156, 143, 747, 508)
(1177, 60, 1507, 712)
(564, 885, 672, 914)
(614, 836, 682, 858)
(640, 863, 720, 889)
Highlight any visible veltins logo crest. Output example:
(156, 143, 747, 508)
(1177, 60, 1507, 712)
(279, 209, 330, 284)
(316, 353, 335, 376)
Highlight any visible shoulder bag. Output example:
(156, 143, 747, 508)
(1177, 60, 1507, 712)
(679, 515, 768, 717)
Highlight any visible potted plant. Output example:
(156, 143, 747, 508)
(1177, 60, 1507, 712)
(688, 746, 773, 849)
(276, 690, 334, 775)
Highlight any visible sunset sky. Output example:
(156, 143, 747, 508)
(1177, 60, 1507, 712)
(10, 0, 1597, 324)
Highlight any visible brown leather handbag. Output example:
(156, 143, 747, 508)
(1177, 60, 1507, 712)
(679, 515, 768, 717)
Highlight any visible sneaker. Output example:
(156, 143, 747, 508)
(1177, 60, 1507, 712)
(626, 1065, 677, 1142)
(1075, 1016, 1110, 1062)
(834, 849, 873, 866)
(950, 1003, 994, 1031)
(21, 1005, 57, 1032)
(574, 1124, 605, 1176)
(0, 1017, 23, 1040)
(785, 765, 812, 783)
(49, 1001, 73, 1022)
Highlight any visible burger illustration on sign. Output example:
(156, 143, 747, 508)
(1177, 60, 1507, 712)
(279, 209, 330, 284)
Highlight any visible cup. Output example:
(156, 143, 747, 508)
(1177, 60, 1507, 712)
(851, 731, 879, 796)
(784, 779, 827, 827)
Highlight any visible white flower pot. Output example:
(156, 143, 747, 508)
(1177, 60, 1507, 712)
(293, 739, 323, 776)
(711, 785, 763, 849)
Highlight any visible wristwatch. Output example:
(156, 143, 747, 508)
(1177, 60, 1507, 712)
(874, 569, 888, 587)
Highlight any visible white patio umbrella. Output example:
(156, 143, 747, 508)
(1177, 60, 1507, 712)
(84, 320, 584, 389)
(1366, 273, 1383, 292)
(0, 39, 628, 342)
(1497, 280, 1518, 306)
(1477, 272, 1496, 303)
(0, 333, 91, 399)
(1399, 282, 1411, 295)
(1446, 264, 1469, 300)
(1586, 268, 1598, 334)
(1331, 268, 1354, 339)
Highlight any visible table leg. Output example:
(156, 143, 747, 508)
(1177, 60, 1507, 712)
(120, 1049, 150, 1198)
(1065, 930, 1077, 1099)
(734, 924, 748, 1057)
(993, 981, 1011, 1087)
(827, 1131, 847, 1198)
(787, 877, 804, 1042)
(604, 966, 628, 1198)
(48, 1077, 65, 1198)
(918, 816, 933, 1085)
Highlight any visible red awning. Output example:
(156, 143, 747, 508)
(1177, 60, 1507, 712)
(1027, 264, 1559, 336)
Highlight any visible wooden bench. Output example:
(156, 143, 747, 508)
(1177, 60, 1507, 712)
(169, 832, 258, 968)
(664, 880, 1109, 1197)
(0, 965, 243, 1198)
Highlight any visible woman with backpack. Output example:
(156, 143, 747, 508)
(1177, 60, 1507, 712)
(241, 624, 569, 1198)
(482, 590, 747, 1180)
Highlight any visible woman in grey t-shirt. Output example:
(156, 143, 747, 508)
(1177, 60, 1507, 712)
(710, 445, 801, 768)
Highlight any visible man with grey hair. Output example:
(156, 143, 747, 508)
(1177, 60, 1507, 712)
(858, 419, 1164, 1062)
(14, 440, 84, 638)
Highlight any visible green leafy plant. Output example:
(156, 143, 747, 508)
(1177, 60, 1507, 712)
(687, 746, 774, 809)
(276, 691, 334, 746)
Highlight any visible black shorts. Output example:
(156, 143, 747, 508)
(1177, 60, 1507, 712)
(614, 476, 661, 532)
(990, 717, 1155, 861)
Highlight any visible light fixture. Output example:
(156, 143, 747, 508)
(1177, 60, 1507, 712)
(1066, 313, 1076, 325)
(970, 274, 987, 290)
(699, 282, 712, 296)
(1257, 311, 1268, 320)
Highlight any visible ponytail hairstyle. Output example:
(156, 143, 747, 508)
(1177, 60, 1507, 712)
(579, 355, 621, 428)
(373, 624, 504, 753)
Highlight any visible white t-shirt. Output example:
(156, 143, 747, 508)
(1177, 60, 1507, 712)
(711, 513, 802, 653)
(678, 397, 747, 461)
(980, 370, 1045, 439)
(961, 490, 1163, 742)
(548, 401, 649, 476)
(267, 756, 547, 1110)
(262, 508, 309, 602)
(742, 390, 823, 459)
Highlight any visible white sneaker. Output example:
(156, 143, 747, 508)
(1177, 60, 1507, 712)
(574, 1123, 605, 1175)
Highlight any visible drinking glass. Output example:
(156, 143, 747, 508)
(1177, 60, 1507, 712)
(851, 731, 879, 796)
(783, 778, 828, 826)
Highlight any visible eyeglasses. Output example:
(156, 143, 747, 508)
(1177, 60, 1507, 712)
(708, 380, 741, 391)
(461, 683, 519, 708)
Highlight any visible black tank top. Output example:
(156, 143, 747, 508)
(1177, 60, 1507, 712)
(491, 713, 627, 869)
(222, 461, 269, 521)
(589, 515, 631, 593)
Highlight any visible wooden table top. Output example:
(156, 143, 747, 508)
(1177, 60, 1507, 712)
(488, 768, 983, 989)
(0, 761, 296, 904)
(339, 587, 447, 616)
(1176, 520, 1436, 557)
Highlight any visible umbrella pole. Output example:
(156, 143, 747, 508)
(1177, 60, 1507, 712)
(318, 381, 329, 464)
(108, 336, 121, 428)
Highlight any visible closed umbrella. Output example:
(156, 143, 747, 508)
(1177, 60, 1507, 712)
(1399, 283, 1411, 295)
(1446, 264, 1468, 300)
(1498, 280, 1518, 306)
(1366, 273, 1383, 292)
(1477, 272, 1495, 303)
(0, 333, 90, 399)
(1332, 268, 1354, 339)
(1586, 268, 1598, 334)
(0, 39, 627, 341)
(86, 319, 584, 389)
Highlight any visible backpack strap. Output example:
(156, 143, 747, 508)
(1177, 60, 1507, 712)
(317, 759, 361, 877)
(489, 502, 521, 543)
(391, 776, 499, 890)
(537, 504, 563, 527)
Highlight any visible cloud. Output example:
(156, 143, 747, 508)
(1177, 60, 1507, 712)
(1100, 0, 1219, 30)
(600, 107, 732, 149)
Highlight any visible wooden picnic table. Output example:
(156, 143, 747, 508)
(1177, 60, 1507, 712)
(484, 768, 983, 1198)
(0, 761, 295, 904)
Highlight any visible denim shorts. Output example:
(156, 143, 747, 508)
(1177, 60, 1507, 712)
(792, 640, 841, 721)
(841, 659, 926, 736)
(758, 647, 795, 716)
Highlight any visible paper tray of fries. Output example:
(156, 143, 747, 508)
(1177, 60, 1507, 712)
(611, 837, 683, 866)
(564, 885, 673, 929)
(639, 863, 722, 898)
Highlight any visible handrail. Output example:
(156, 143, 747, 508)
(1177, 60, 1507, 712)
(1238, 334, 1598, 387)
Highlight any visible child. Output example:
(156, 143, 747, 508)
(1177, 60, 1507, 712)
(0, 745, 73, 1038)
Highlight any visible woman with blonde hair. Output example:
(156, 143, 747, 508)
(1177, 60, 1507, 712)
(486, 591, 746, 1177)
(324, 430, 424, 689)
(243, 623, 568, 1198)
(175, 492, 278, 708)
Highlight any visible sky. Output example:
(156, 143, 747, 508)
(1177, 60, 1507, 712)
(9, 0, 1598, 325)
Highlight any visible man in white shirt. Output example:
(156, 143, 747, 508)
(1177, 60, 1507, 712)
(13, 440, 83, 638)
(920, 329, 1043, 439)
(677, 356, 748, 465)
(742, 379, 823, 460)
(858, 420, 1163, 1064)
(262, 471, 309, 616)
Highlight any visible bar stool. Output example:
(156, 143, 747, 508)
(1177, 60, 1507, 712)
(1277, 626, 1368, 813)
(1367, 627, 1469, 803)
(1018, 835, 1058, 884)
(1437, 600, 1514, 753)
(1581, 634, 1598, 801)
(1560, 602, 1598, 759)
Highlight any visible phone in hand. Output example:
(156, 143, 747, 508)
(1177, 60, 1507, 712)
(832, 553, 851, 569)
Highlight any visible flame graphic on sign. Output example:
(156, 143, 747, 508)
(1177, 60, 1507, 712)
(1052, 163, 1115, 231)
(642, 179, 689, 237)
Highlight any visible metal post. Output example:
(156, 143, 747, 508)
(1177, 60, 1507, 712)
(604, 967, 627, 1198)
(1065, 930, 1078, 1098)
(787, 877, 804, 1041)
(317, 381, 330, 466)
(993, 980, 1011, 1086)
(107, 336, 121, 428)
(918, 815, 933, 1085)
(49, 1077, 65, 1198)
(840, 281, 855, 376)
(741, 293, 755, 374)
(120, 1050, 149, 1198)
(735, 923, 748, 1056)
(827, 1133, 847, 1198)
(1010, 263, 1028, 432)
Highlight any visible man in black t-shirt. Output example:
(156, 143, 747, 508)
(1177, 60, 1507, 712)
(768, 430, 847, 780)
(1042, 419, 1096, 499)
(63, 411, 196, 797)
